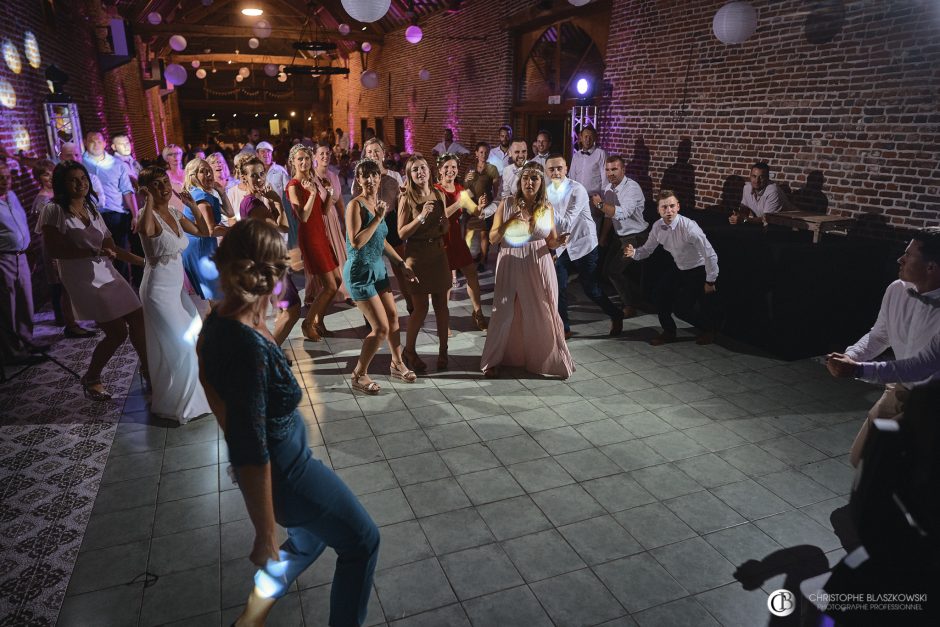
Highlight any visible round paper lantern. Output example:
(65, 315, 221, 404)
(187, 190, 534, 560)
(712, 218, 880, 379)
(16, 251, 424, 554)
(248, 37, 260, 49)
(569, 0, 592, 6)
(235, 74, 244, 82)
(713, 1, 758, 44)
(338, 23, 351, 36)
(195, 68, 207, 79)
(169, 35, 187, 52)
(360, 70, 379, 89)
(340, 0, 391, 23)
(191, 60, 200, 68)
(418, 68, 430, 81)
(147, 12, 162, 25)
(405, 25, 423, 44)
(253, 19, 272, 38)
(264, 63, 278, 77)
(165, 63, 187, 86)
(277, 72, 288, 83)
(361, 42, 372, 53)
(238, 66, 250, 78)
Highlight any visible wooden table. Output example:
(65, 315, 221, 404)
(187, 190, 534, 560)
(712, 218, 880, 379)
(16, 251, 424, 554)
(764, 211, 855, 243)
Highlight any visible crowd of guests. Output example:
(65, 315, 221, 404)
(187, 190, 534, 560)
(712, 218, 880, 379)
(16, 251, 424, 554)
(3, 121, 937, 626)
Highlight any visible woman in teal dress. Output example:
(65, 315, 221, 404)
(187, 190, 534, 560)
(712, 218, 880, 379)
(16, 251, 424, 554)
(344, 159, 419, 394)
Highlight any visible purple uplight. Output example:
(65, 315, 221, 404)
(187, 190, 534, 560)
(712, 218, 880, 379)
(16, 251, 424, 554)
(405, 25, 423, 44)
(404, 117, 414, 153)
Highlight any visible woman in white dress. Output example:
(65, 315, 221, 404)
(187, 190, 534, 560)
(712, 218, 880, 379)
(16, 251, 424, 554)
(136, 166, 212, 423)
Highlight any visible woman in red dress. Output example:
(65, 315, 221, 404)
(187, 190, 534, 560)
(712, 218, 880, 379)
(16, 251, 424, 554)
(286, 144, 342, 341)
(434, 153, 488, 331)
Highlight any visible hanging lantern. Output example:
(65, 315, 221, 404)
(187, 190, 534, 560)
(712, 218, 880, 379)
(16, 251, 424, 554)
(340, 0, 391, 23)
(191, 60, 201, 68)
(235, 74, 244, 82)
(253, 19, 272, 38)
(418, 68, 430, 81)
(195, 68, 207, 79)
(147, 12, 162, 25)
(361, 42, 372, 53)
(169, 35, 188, 52)
(264, 63, 278, 77)
(713, 1, 758, 44)
(248, 37, 260, 49)
(405, 25, 423, 44)
(360, 70, 379, 89)
(165, 63, 187, 85)
(338, 23, 351, 36)
(277, 72, 288, 83)
(238, 66, 251, 78)
(568, 0, 592, 6)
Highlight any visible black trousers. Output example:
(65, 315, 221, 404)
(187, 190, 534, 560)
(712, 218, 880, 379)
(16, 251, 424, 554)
(655, 264, 720, 334)
(101, 210, 138, 285)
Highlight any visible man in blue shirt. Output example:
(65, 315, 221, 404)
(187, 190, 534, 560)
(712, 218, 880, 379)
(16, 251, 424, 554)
(83, 131, 137, 280)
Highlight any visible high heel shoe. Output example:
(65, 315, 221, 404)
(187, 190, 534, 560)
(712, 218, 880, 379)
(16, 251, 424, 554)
(301, 319, 322, 342)
(472, 310, 488, 331)
(81, 376, 112, 402)
(402, 348, 427, 373)
(350, 370, 381, 395)
(390, 361, 417, 383)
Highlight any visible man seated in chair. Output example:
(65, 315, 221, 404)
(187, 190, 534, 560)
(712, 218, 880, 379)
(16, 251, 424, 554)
(729, 161, 783, 226)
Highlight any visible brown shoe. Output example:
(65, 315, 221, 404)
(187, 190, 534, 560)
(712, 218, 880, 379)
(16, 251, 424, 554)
(650, 331, 677, 346)
(695, 331, 715, 345)
(609, 317, 624, 337)
(622, 306, 637, 318)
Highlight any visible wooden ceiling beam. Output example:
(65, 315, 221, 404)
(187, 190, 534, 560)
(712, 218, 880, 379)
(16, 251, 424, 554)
(169, 53, 345, 67)
(134, 23, 383, 43)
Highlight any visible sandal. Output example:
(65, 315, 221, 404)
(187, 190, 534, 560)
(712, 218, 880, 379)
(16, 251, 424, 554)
(351, 370, 381, 395)
(472, 310, 488, 331)
(483, 367, 500, 379)
(390, 361, 417, 383)
(81, 376, 112, 402)
(402, 348, 427, 373)
(301, 319, 322, 342)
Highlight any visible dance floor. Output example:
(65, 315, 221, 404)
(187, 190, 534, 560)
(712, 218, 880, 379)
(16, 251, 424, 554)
(2, 277, 874, 626)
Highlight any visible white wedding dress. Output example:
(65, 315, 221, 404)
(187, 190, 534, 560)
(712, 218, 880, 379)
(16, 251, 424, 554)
(140, 209, 211, 423)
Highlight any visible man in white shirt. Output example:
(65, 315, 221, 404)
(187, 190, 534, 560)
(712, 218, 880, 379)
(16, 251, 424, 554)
(569, 125, 607, 196)
(487, 125, 513, 174)
(500, 140, 531, 199)
(531, 130, 552, 167)
(110, 133, 141, 187)
(0, 163, 41, 364)
(626, 190, 720, 346)
(257, 141, 290, 201)
(729, 161, 783, 225)
(825, 228, 940, 466)
(336, 128, 350, 154)
(546, 155, 624, 338)
(593, 155, 648, 318)
(432, 128, 470, 157)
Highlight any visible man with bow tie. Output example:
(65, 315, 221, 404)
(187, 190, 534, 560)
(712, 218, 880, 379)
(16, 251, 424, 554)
(826, 228, 940, 466)
(546, 155, 624, 338)
(569, 125, 607, 197)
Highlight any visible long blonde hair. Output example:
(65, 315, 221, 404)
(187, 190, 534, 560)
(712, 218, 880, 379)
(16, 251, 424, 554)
(287, 144, 313, 180)
(402, 153, 444, 209)
(184, 158, 212, 192)
(206, 152, 231, 184)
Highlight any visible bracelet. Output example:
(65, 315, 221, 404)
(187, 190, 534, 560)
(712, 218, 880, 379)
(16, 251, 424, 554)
(419, 215, 427, 224)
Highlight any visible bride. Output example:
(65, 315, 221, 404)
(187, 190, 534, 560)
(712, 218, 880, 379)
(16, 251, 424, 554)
(137, 166, 212, 423)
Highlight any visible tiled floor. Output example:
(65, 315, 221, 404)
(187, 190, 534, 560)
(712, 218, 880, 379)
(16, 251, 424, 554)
(56, 283, 873, 626)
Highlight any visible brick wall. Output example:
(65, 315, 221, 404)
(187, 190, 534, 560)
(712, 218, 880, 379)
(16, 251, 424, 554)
(331, 0, 938, 233)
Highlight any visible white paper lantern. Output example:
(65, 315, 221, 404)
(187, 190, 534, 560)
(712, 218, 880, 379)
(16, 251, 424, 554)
(418, 68, 430, 81)
(277, 72, 288, 82)
(195, 68, 207, 79)
(253, 19, 272, 39)
(235, 74, 244, 82)
(569, 0, 592, 6)
(360, 69, 379, 89)
(238, 66, 251, 78)
(405, 25, 423, 44)
(264, 63, 278, 77)
(713, 1, 758, 44)
(191, 60, 201, 68)
(169, 35, 187, 52)
(248, 37, 260, 49)
(165, 63, 187, 85)
(340, 0, 391, 23)
(338, 23, 351, 36)
(147, 12, 162, 25)
(361, 42, 372, 53)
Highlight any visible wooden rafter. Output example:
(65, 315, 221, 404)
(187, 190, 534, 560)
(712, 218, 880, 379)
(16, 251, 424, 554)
(135, 23, 382, 43)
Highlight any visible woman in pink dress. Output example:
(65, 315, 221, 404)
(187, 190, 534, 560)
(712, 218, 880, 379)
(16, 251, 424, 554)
(481, 160, 574, 379)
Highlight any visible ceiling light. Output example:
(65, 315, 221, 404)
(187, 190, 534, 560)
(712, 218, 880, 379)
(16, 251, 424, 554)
(290, 111, 296, 117)
(241, 8, 263, 17)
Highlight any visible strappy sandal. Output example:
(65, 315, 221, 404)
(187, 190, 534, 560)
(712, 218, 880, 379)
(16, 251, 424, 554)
(351, 370, 381, 395)
(81, 376, 112, 401)
(390, 361, 417, 383)
(301, 319, 322, 342)
(402, 348, 427, 373)
(483, 367, 500, 379)
(472, 310, 488, 331)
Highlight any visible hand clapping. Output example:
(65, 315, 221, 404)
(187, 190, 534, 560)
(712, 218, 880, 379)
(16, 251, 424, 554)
(623, 243, 636, 258)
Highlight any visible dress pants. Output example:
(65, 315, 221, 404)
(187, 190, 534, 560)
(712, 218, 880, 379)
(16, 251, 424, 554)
(0, 251, 35, 362)
(101, 210, 132, 282)
(555, 247, 622, 332)
(655, 264, 719, 334)
(602, 233, 645, 308)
